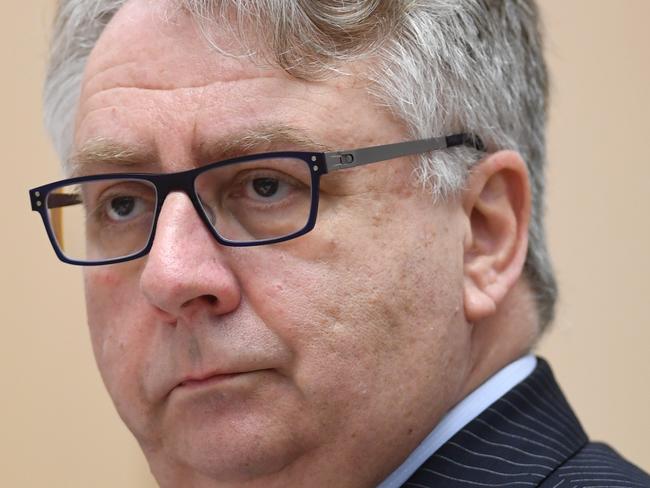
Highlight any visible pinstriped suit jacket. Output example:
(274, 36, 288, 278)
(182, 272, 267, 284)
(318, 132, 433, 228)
(402, 358, 650, 488)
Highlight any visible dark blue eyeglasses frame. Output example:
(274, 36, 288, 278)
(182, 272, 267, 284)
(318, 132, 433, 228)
(29, 133, 484, 266)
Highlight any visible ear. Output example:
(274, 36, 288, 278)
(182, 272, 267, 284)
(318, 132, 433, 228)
(462, 150, 531, 322)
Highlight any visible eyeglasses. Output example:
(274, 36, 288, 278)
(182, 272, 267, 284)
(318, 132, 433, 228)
(29, 133, 483, 266)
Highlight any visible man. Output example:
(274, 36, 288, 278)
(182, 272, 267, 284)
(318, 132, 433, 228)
(29, 0, 649, 487)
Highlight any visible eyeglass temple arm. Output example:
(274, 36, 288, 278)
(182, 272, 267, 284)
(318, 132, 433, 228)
(323, 133, 484, 173)
(47, 193, 82, 208)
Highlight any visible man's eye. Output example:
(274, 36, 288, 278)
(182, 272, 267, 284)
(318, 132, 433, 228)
(250, 177, 282, 198)
(240, 174, 296, 203)
(104, 196, 147, 221)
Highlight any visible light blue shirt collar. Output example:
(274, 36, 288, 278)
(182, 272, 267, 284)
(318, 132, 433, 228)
(376, 355, 537, 488)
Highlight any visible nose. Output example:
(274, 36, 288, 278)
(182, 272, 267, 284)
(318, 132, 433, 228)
(140, 192, 241, 323)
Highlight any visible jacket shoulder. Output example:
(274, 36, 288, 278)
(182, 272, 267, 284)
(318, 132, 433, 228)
(540, 442, 650, 487)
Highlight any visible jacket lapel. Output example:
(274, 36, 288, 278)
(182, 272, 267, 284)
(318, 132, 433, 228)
(402, 358, 588, 487)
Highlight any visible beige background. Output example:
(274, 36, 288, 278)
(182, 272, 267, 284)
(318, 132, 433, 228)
(2, 1, 649, 486)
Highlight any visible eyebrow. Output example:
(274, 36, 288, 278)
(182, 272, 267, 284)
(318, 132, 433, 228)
(68, 125, 334, 176)
(204, 125, 334, 161)
(68, 138, 155, 173)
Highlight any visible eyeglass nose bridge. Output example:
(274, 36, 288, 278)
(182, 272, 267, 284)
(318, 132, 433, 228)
(146, 169, 224, 246)
(150, 169, 198, 202)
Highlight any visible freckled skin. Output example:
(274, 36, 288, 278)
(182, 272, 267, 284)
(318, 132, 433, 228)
(79, 2, 475, 487)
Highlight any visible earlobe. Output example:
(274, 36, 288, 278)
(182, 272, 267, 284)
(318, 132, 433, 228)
(464, 275, 497, 321)
(462, 150, 530, 323)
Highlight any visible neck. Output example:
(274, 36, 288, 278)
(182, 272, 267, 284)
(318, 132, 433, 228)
(461, 279, 538, 402)
(149, 448, 368, 488)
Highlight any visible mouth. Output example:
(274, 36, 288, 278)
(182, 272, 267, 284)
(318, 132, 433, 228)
(178, 372, 244, 389)
(164, 368, 276, 400)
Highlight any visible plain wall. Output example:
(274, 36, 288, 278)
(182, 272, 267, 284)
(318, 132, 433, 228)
(2, 1, 648, 486)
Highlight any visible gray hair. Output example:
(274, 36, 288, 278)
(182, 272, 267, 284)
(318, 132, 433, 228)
(43, 0, 557, 331)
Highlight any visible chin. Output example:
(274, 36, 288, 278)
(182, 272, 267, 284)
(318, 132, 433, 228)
(155, 423, 307, 484)
(144, 398, 314, 485)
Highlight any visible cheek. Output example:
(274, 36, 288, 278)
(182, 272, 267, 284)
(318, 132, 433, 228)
(333, 204, 462, 348)
(242, 209, 465, 395)
(84, 267, 147, 402)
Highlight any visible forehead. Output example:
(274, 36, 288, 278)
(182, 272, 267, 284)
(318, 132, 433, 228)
(77, 2, 275, 153)
(75, 0, 391, 164)
(84, 2, 266, 94)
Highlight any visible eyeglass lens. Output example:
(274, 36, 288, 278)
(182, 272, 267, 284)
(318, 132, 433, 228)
(45, 157, 313, 263)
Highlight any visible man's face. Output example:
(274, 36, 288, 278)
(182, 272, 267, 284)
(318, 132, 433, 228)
(77, 1, 473, 485)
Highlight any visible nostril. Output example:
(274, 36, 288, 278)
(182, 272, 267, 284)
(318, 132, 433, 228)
(177, 295, 220, 322)
(181, 295, 218, 308)
(202, 295, 218, 306)
(179, 295, 218, 311)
